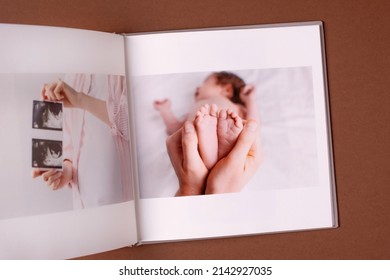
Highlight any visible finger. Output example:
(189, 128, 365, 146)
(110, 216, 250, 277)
(181, 121, 201, 166)
(41, 169, 56, 182)
(227, 119, 258, 165)
(47, 171, 62, 185)
(51, 177, 62, 190)
(31, 168, 44, 178)
(166, 128, 184, 172)
(53, 80, 64, 100)
(43, 83, 58, 101)
(41, 84, 48, 100)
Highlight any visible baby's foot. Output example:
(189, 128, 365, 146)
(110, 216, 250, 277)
(194, 104, 219, 169)
(217, 108, 243, 159)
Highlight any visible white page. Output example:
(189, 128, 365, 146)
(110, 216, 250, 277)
(125, 22, 337, 242)
(0, 24, 137, 259)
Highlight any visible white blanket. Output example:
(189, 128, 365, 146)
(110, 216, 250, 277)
(130, 67, 318, 198)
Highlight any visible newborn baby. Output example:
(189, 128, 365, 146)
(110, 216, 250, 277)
(154, 71, 257, 169)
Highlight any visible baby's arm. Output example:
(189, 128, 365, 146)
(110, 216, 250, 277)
(240, 85, 258, 120)
(154, 99, 184, 135)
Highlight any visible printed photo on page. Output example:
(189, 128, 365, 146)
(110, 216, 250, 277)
(0, 73, 133, 221)
(131, 67, 318, 198)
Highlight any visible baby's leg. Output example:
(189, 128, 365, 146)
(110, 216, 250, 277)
(194, 104, 219, 169)
(154, 99, 183, 135)
(217, 108, 243, 159)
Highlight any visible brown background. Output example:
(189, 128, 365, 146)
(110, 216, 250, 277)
(1, 0, 389, 259)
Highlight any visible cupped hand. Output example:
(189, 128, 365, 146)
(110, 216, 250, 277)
(205, 119, 262, 194)
(166, 121, 208, 196)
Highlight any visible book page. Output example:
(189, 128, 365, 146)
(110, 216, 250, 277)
(0, 24, 137, 259)
(125, 23, 337, 242)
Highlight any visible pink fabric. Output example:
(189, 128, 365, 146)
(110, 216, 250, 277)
(64, 74, 132, 209)
(107, 75, 133, 202)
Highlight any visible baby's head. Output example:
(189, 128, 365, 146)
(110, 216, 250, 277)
(195, 71, 245, 105)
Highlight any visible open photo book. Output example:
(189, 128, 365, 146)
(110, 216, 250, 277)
(0, 21, 338, 259)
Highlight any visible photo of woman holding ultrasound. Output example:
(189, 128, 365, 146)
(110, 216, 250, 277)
(32, 74, 133, 209)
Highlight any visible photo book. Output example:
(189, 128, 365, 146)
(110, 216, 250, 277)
(0, 21, 338, 259)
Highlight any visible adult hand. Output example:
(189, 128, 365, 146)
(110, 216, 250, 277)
(41, 79, 110, 125)
(41, 80, 82, 108)
(32, 160, 73, 190)
(205, 119, 262, 194)
(166, 121, 208, 196)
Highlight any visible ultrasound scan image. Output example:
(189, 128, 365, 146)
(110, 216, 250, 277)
(32, 100, 63, 131)
(32, 139, 63, 169)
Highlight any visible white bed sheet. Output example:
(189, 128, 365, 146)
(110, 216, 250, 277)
(131, 67, 318, 199)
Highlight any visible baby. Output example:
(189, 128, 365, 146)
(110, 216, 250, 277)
(154, 71, 257, 169)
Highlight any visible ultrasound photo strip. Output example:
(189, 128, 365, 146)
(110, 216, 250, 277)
(32, 100, 63, 131)
(32, 139, 63, 169)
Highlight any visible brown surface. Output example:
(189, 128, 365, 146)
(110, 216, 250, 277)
(1, 0, 389, 259)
